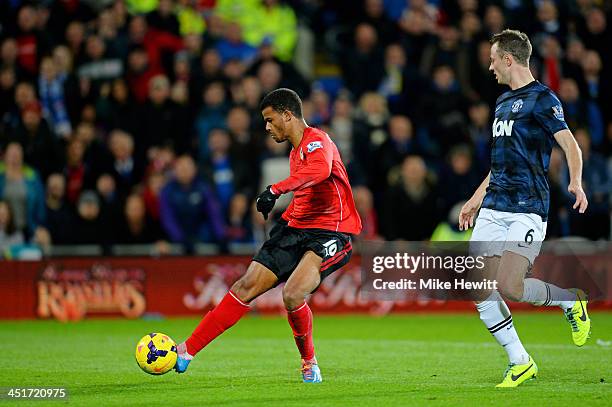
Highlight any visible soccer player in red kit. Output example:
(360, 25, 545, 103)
(174, 88, 362, 382)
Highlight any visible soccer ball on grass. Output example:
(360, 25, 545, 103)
(135, 333, 178, 375)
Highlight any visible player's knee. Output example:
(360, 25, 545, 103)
(282, 285, 305, 310)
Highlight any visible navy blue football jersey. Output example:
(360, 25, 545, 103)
(482, 81, 568, 220)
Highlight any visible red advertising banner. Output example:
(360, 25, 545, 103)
(0, 255, 609, 320)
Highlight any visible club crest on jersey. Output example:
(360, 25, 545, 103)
(552, 104, 565, 121)
(511, 99, 523, 113)
(492, 117, 514, 137)
(307, 141, 322, 153)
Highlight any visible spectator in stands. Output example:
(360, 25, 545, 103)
(466, 101, 491, 175)
(0, 68, 16, 130)
(360, 0, 399, 46)
(420, 25, 467, 85)
(256, 60, 283, 95)
(534, 35, 563, 94)
(51, 45, 82, 126)
(341, 23, 385, 99)
(97, 8, 129, 61)
(172, 51, 192, 83)
(13, 5, 46, 80)
(533, 0, 566, 45)
(352, 92, 390, 186)
(147, 0, 180, 36)
(2, 81, 35, 136)
(125, 45, 162, 104)
(581, 50, 611, 127)
(137, 74, 187, 153)
(567, 129, 610, 239)
(72, 190, 109, 246)
(397, 2, 435, 64)
(0, 200, 25, 255)
(482, 5, 505, 39)
(95, 78, 138, 134)
(44, 173, 74, 245)
(74, 121, 113, 179)
(226, 105, 262, 184)
(238, 75, 264, 125)
(108, 129, 145, 198)
(559, 77, 604, 147)
(159, 155, 225, 249)
(192, 48, 223, 107)
(421, 65, 469, 155)
(117, 193, 165, 244)
(576, 7, 610, 67)
(353, 185, 380, 240)
(241, 0, 298, 62)
(38, 56, 72, 139)
(96, 173, 123, 233)
(63, 138, 94, 206)
(47, 0, 95, 42)
(127, 15, 183, 75)
(215, 21, 257, 65)
(562, 37, 587, 90)
(64, 21, 86, 66)
(378, 43, 425, 117)
(0, 142, 46, 238)
(143, 170, 167, 222)
(8, 101, 62, 181)
(1, 38, 20, 79)
(375, 115, 419, 189)
(77, 34, 124, 87)
(438, 145, 480, 215)
(176, 0, 206, 36)
(382, 155, 439, 240)
(169, 80, 194, 154)
(195, 81, 228, 160)
(201, 128, 251, 217)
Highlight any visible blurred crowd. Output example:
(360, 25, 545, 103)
(0, 0, 610, 257)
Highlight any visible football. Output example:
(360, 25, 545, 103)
(135, 333, 178, 375)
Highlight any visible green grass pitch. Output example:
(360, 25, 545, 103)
(1, 312, 610, 406)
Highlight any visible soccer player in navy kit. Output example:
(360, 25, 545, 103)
(174, 88, 362, 383)
(459, 30, 591, 387)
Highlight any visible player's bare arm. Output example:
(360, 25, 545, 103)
(553, 129, 588, 213)
(459, 172, 490, 231)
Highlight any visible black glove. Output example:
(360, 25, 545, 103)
(256, 185, 279, 220)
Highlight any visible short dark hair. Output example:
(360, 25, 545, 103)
(490, 29, 532, 66)
(260, 88, 303, 119)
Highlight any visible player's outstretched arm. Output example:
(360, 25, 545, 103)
(459, 172, 490, 231)
(554, 129, 588, 213)
(271, 139, 333, 195)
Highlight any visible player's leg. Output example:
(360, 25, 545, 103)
(470, 209, 533, 387)
(503, 215, 591, 346)
(283, 232, 352, 383)
(175, 262, 278, 372)
(283, 250, 322, 381)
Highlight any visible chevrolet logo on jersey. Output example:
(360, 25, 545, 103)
(492, 118, 514, 137)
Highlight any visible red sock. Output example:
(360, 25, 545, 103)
(185, 291, 250, 356)
(287, 302, 315, 361)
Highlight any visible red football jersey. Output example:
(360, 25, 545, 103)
(271, 127, 362, 235)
